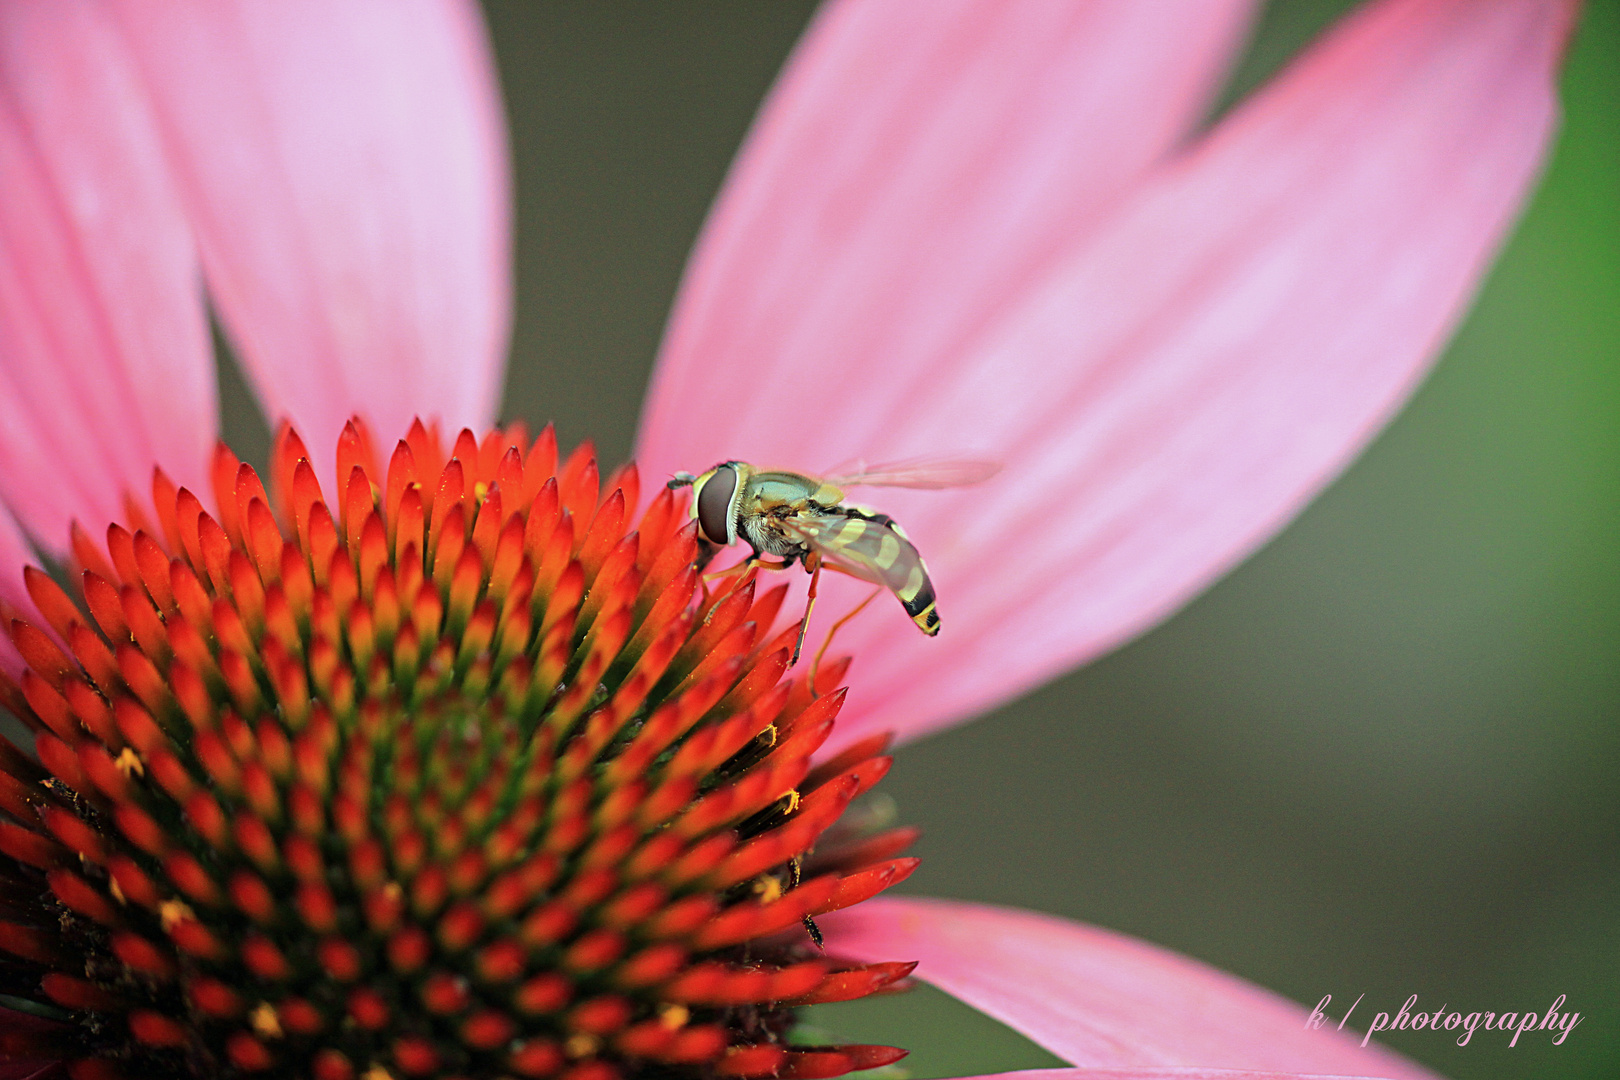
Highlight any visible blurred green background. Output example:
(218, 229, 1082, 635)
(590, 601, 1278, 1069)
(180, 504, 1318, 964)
(231, 1, 1620, 1077)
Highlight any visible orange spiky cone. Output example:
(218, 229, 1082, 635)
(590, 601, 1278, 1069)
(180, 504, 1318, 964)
(0, 419, 916, 1079)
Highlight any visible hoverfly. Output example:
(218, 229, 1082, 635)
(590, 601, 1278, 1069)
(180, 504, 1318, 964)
(667, 458, 999, 664)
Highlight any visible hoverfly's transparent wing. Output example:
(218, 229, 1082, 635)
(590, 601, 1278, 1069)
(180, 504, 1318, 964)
(783, 509, 940, 635)
(820, 456, 1001, 490)
(782, 511, 888, 585)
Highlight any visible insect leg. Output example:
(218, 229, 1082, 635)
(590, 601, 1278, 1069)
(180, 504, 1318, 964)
(791, 552, 822, 667)
(698, 557, 748, 611)
(701, 553, 781, 587)
(701, 560, 749, 586)
(809, 586, 883, 697)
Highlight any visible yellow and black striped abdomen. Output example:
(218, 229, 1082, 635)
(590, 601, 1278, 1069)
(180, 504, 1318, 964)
(813, 509, 940, 636)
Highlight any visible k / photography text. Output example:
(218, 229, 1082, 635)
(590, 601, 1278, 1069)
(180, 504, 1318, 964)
(1309, 993, 1583, 1048)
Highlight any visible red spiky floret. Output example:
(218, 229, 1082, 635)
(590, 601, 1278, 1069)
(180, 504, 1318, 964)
(0, 419, 917, 1079)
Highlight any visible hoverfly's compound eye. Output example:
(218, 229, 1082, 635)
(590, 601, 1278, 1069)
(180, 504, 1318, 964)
(695, 463, 739, 546)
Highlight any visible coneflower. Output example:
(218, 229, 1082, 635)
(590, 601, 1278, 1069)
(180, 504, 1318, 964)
(0, 1, 1572, 1078)
(0, 420, 913, 1078)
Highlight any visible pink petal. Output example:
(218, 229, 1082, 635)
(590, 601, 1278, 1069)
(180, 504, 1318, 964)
(929, 1074, 1408, 1080)
(641, 0, 1258, 468)
(639, 0, 1573, 752)
(0, 1005, 76, 1077)
(822, 898, 1437, 1078)
(0, 0, 216, 553)
(108, 0, 511, 458)
(0, 1017, 64, 1079)
(907, 1075, 1412, 1080)
(0, 1065, 59, 1080)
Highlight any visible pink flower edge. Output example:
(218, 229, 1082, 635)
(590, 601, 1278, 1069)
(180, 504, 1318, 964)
(821, 897, 1439, 1080)
(107, 0, 511, 473)
(0, 0, 216, 552)
(0, 0, 511, 556)
(931, 1071, 1418, 1080)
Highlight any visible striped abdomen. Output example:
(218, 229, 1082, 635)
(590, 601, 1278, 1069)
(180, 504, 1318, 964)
(816, 509, 940, 636)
